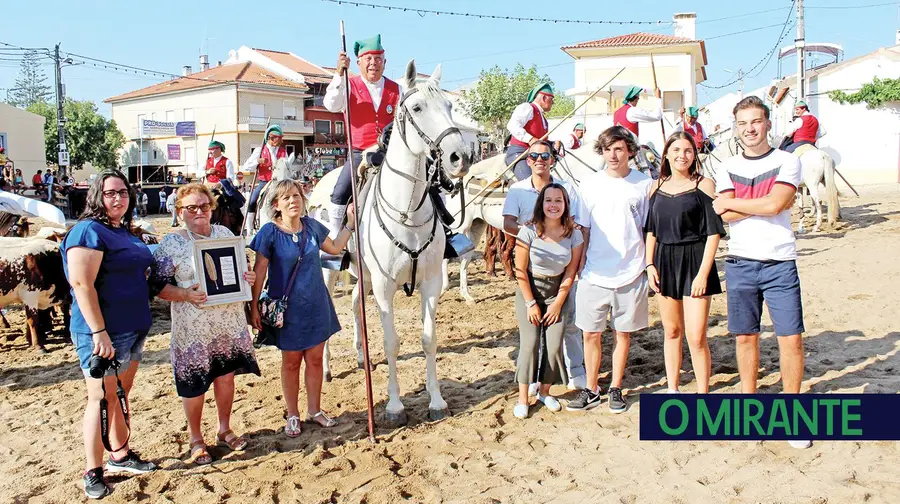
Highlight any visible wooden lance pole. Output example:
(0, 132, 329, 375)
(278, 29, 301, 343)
(340, 20, 377, 443)
(650, 53, 666, 140)
(242, 118, 270, 236)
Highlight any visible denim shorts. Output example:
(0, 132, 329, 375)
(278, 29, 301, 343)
(71, 330, 148, 377)
(724, 257, 805, 336)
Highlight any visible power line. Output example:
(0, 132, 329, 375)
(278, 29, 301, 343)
(806, 1, 900, 9)
(319, 0, 671, 25)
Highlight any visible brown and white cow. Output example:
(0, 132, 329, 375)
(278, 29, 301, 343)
(0, 237, 71, 352)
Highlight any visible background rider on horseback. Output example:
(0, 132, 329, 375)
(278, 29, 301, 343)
(241, 125, 284, 233)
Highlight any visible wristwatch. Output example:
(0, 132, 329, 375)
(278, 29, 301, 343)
(525, 299, 537, 308)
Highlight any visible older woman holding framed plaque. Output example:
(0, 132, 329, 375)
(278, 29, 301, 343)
(152, 183, 260, 465)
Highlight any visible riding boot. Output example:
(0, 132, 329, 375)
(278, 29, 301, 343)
(328, 202, 347, 238)
(244, 211, 256, 234)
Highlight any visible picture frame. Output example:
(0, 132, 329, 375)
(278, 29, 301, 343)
(190, 236, 252, 307)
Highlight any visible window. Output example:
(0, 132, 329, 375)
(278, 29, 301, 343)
(285, 145, 295, 156)
(0, 132, 7, 153)
(662, 91, 684, 113)
(250, 103, 265, 121)
(334, 121, 344, 135)
(151, 112, 158, 120)
(283, 101, 297, 120)
(312, 95, 325, 107)
(314, 120, 331, 135)
(184, 146, 195, 169)
(165, 110, 175, 122)
(183, 108, 194, 121)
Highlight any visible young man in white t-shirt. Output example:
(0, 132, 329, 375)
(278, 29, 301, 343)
(502, 141, 590, 392)
(712, 96, 810, 450)
(567, 126, 653, 413)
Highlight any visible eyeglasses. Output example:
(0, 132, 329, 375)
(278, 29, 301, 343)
(181, 203, 212, 214)
(269, 135, 283, 141)
(101, 189, 130, 199)
(528, 152, 552, 161)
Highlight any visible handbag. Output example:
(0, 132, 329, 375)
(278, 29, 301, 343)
(255, 219, 309, 344)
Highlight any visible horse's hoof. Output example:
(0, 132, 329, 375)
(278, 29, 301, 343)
(428, 408, 451, 421)
(384, 410, 408, 427)
(324, 371, 333, 383)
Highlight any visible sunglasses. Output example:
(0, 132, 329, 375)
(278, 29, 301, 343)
(181, 203, 212, 214)
(101, 189, 130, 199)
(528, 152, 552, 161)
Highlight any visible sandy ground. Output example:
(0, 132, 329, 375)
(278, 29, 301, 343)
(0, 191, 898, 503)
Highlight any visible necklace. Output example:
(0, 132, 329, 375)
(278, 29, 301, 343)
(185, 227, 212, 241)
(281, 221, 302, 243)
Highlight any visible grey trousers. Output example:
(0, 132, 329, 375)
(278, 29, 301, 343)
(514, 285, 568, 386)
(562, 280, 585, 379)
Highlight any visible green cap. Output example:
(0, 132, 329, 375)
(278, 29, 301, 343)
(795, 100, 808, 109)
(265, 125, 283, 138)
(574, 123, 585, 131)
(354, 34, 385, 57)
(687, 106, 700, 118)
(527, 82, 554, 103)
(624, 85, 643, 102)
(208, 140, 225, 152)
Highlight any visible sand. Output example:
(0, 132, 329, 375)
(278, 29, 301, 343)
(0, 190, 898, 503)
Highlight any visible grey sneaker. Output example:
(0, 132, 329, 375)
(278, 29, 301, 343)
(105, 450, 158, 475)
(83, 467, 110, 499)
(608, 387, 627, 413)
(565, 388, 602, 411)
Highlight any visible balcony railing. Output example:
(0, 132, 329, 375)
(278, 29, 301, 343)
(238, 116, 313, 133)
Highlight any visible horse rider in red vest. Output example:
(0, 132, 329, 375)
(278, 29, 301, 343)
(204, 140, 234, 185)
(614, 85, 663, 139)
(782, 100, 826, 154)
(677, 106, 711, 153)
(506, 82, 558, 180)
(323, 33, 401, 235)
(241, 124, 285, 230)
(558, 123, 585, 154)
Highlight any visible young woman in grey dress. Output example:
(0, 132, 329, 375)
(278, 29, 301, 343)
(512, 183, 584, 419)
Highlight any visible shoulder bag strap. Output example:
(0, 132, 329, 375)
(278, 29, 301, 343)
(280, 217, 310, 302)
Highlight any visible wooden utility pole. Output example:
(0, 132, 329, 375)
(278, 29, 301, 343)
(796, 0, 806, 100)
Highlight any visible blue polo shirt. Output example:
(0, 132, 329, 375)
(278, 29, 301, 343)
(60, 219, 153, 335)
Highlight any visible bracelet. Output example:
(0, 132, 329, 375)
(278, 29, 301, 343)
(91, 328, 106, 335)
(646, 264, 656, 270)
(344, 225, 355, 233)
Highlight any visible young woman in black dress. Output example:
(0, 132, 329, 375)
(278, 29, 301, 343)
(645, 132, 725, 393)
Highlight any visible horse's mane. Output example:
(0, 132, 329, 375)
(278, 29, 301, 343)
(416, 79, 445, 103)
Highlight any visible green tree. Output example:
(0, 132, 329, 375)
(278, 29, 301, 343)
(459, 64, 575, 143)
(27, 99, 126, 171)
(7, 50, 53, 108)
(828, 78, 900, 109)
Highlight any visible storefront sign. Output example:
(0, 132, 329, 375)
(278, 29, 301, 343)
(312, 147, 346, 156)
(167, 144, 181, 160)
(141, 119, 176, 136)
(175, 121, 196, 137)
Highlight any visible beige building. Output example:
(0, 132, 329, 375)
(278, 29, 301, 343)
(0, 102, 47, 183)
(105, 57, 312, 185)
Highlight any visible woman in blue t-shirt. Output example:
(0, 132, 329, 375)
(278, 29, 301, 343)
(249, 180, 354, 438)
(59, 170, 157, 499)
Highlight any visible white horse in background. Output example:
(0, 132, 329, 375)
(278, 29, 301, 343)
(440, 149, 598, 303)
(308, 59, 471, 425)
(250, 153, 304, 234)
(705, 129, 839, 233)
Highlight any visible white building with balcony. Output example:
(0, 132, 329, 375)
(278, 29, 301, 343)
(105, 57, 311, 184)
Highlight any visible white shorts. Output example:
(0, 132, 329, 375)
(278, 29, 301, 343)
(575, 273, 649, 333)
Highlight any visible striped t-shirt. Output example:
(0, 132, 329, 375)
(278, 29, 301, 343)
(715, 148, 801, 261)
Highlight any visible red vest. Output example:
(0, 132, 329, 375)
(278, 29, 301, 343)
(570, 133, 582, 150)
(257, 145, 286, 182)
(509, 103, 549, 148)
(792, 114, 819, 144)
(348, 75, 401, 151)
(205, 156, 228, 183)
(683, 121, 705, 149)
(614, 104, 639, 136)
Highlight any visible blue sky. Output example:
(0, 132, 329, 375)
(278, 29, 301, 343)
(1, 0, 897, 117)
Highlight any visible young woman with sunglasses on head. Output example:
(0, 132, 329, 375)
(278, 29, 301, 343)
(151, 183, 260, 466)
(59, 171, 158, 499)
(645, 132, 725, 394)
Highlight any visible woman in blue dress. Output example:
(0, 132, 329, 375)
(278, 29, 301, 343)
(249, 180, 355, 438)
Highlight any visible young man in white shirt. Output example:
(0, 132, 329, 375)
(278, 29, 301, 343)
(502, 140, 590, 391)
(566, 126, 653, 413)
(712, 96, 810, 450)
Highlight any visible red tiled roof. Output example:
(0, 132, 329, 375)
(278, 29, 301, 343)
(254, 48, 332, 77)
(562, 32, 698, 50)
(105, 62, 308, 102)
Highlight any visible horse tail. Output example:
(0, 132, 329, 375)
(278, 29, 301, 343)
(823, 152, 839, 226)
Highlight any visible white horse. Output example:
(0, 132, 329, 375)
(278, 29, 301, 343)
(309, 59, 471, 425)
(440, 149, 598, 303)
(706, 130, 839, 233)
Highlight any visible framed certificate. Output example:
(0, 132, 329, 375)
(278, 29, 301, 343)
(190, 236, 252, 307)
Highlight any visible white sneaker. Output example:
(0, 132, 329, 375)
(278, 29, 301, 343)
(788, 440, 812, 449)
(528, 383, 540, 397)
(666, 389, 681, 394)
(537, 394, 561, 412)
(513, 403, 529, 419)
(567, 374, 586, 391)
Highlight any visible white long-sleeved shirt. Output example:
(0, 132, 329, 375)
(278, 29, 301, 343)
(323, 73, 388, 113)
(555, 132, 582, 150)
(785, 113, 826, 139)
(507, 102, 548, 144)
(241, 144, 281, 173)
(625, 103, 663, 124)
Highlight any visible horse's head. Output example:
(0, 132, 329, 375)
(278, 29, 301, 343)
(394, 59, 471, 179)
(272, 153, 300, 181)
